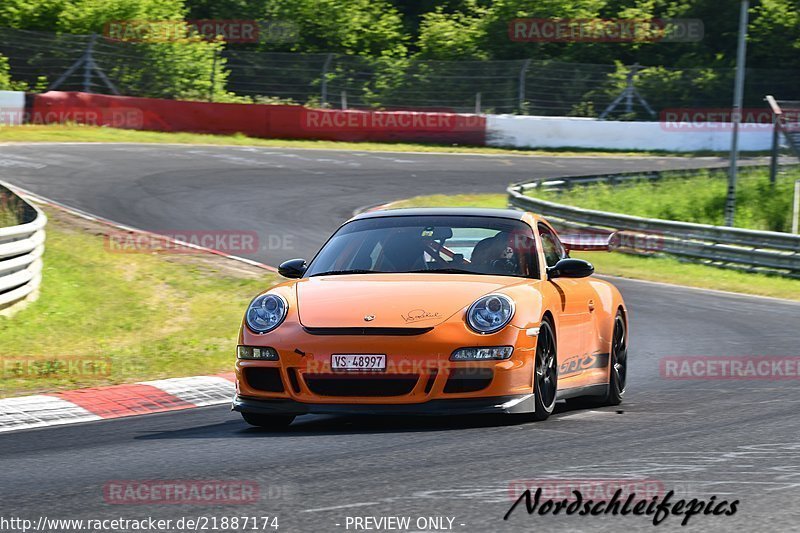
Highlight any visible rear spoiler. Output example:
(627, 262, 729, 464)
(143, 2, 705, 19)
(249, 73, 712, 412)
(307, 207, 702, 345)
(560, 232, 615, 252)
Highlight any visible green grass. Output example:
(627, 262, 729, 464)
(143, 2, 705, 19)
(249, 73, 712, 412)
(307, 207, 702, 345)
(387, 194, 800, 301)
(0, 123, 746, 157)
(530, 166, 800, 233)
(0, 205, 19, 227)
(0, 192, 22, 227)
(0, 208, 278, 397)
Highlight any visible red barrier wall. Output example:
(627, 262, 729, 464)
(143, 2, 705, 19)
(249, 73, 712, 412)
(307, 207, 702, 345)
(30, 92, 486, 145)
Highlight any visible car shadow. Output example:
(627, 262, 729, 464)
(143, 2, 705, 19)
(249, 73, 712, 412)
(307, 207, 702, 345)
(135, 401, 597, 440)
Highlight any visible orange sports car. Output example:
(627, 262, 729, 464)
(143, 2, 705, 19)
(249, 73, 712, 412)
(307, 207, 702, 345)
(233, 208, 628, 428)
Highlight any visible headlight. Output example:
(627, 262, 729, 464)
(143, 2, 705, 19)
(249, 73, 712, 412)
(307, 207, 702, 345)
(451, 346, 514, 361)
(245, 294, 288, 334)
(466, 294, 515, 334)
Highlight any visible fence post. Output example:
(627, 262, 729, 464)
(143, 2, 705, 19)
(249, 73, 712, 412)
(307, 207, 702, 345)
(341, 91, 347, 110)
(320, 53, 334, 108)
(624, 63, 637, 114)
(518, 59, 531, 114)
(49, 32, 118, 94)
(599, 63, 655, 119)
(475, 92, 481, 114)
(83, 33, 97, 93)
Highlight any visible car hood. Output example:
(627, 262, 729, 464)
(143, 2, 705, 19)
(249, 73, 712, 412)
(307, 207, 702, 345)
(296, 273, 526, 328)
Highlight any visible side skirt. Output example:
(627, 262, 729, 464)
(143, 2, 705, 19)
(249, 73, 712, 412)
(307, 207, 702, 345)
(556, 383, 609, 401)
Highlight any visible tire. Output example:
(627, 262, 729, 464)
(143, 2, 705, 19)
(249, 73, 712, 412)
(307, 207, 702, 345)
(531, 319, 558, 421)
(600, 311, 627, 406)
(241, 413, 295, 429)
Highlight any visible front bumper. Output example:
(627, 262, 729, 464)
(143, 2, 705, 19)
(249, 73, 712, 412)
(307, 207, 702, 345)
(235, 321, 538, 406)
(232, 393, 535, 416)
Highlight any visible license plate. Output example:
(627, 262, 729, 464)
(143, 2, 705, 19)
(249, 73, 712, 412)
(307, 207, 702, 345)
(331, 354, 386, 371)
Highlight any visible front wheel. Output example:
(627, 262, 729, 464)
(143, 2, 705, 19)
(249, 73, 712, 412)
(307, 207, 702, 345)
(241, 413, 295, 429)
(531, 319, 558, 421)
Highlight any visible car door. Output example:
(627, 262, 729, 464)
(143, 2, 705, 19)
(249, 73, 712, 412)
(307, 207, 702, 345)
(538, 223, 598, 389)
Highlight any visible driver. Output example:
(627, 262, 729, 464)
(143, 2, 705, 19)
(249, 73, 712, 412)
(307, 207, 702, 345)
(378, 228, 427, 271)
(471, 232, 518, 274)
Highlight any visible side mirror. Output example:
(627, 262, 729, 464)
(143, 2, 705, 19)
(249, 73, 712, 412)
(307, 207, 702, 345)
(548, 258, 594, 279)
(278, 258, 307, 279)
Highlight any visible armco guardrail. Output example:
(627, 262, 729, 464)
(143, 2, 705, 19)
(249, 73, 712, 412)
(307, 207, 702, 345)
(507, 169, 800, 277)
(0, 183, 46, 313)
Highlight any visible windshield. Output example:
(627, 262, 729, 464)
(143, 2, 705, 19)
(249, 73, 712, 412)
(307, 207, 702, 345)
(306, 215, 539, 278)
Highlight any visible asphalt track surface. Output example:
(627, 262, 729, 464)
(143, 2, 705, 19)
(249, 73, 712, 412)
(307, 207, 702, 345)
(1, 144, 799, 533)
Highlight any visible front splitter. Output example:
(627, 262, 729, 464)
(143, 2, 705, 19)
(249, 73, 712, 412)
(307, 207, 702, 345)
(232, 393, 535, 416)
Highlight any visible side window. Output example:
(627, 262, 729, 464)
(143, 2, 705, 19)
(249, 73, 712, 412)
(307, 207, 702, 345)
(538, 224, 565, 268)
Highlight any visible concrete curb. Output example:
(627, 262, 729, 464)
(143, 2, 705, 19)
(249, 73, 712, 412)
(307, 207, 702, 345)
(0, 373, 235, 433)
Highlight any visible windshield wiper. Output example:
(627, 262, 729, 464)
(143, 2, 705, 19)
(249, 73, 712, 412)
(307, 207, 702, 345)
(405, 268, 477, 274)
(309, 269, 383, 277)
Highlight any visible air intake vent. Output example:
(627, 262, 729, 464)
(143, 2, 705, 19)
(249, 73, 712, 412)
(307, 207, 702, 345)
(304, 373, 419, 397)
(443, 368, 493, 393)
(244, 367, 284, 393)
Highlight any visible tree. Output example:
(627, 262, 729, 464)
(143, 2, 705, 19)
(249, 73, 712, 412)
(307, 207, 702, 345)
(749, 0, 800, 71)
(0, 0, 233, 101)
(261, 0, 407, 57)
(416, 0, 606, 60)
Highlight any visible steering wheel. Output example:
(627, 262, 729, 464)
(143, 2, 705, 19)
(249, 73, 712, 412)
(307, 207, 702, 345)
(489, 257, 518, 274)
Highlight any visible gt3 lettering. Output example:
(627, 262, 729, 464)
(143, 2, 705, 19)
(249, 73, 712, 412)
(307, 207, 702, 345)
(559, 353, 609, 376)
